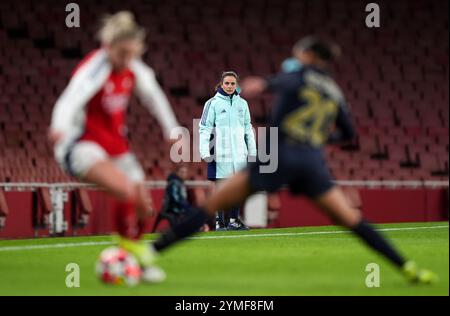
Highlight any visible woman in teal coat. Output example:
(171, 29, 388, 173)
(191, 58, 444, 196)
(199, 71, 257, 230)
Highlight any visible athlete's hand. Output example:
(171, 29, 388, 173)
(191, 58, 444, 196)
(47, 129, 64, 147)
(241, 77, 267, 98)
(202, 155, 214, 163)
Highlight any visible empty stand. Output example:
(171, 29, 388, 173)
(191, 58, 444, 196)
(0, 0, 448, 182)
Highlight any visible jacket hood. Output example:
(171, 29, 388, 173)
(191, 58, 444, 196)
(216, 86, 240, 98)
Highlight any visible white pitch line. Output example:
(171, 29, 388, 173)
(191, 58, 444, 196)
(0, 241, 113, 252)
(0, 225, 447, 252)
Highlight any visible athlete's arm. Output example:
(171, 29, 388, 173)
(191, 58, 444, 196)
(240, 77, 267, 97)
(50, 50, 111, 142)
(131, 59, 179, 140)
(241, 73, 292, 97)
(265, 73, 293, 92)
(327, 102, 357, 144)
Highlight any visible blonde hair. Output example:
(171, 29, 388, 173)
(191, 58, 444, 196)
(98, 11, 145, 45)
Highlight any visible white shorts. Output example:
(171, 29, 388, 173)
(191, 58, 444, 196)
(56, 141, 145, 183)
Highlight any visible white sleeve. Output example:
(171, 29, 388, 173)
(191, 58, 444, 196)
(50, 50, 111, 136)
(199, 99, 215, 159)
(130, 59, 179, 139)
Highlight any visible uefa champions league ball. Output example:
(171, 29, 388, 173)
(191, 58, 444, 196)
(96, 246, 142, 286)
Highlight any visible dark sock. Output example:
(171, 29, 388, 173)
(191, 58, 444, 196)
(229, 207, 240, 220)
(153, 207, 209, 252)
(352, 220, 406, 268)
(216, 211, 225, 225)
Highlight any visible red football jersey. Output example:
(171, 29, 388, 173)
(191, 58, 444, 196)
(73, 50, 135, 155)
(51, 48, 178, 161)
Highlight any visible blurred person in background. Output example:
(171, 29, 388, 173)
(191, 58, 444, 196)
(154, 164, 209, 232)
(199, 71, 257, 231)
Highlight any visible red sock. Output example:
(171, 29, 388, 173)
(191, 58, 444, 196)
(115, 200, 139, 240)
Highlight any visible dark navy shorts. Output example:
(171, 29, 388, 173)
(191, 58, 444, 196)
(207, 161, 216, 181)
(248, 144, 334, 198)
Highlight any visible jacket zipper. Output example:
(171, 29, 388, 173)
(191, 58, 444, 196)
(229, 94, 236, 172)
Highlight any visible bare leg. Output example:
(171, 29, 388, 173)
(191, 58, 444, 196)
(83, 161, 152, 214)
(203, 171, 253, 216)
(83, 160, 151, 239)
(135, 182, 154, 219)
(83, 160, 138, 201)
(314, 186, 362, 227)
(314, 185, 406, 268)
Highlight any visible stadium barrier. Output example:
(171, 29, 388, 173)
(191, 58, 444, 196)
(0, 180, 448, 239)
(0, 189, 9, 230)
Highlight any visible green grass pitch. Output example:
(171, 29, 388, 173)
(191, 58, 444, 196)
(0, 222, 448, 296)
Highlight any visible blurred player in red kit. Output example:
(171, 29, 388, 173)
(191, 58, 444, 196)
(49, 11, 178, 282)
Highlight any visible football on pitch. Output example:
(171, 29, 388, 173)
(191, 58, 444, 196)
(96, 246, 142, 286)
